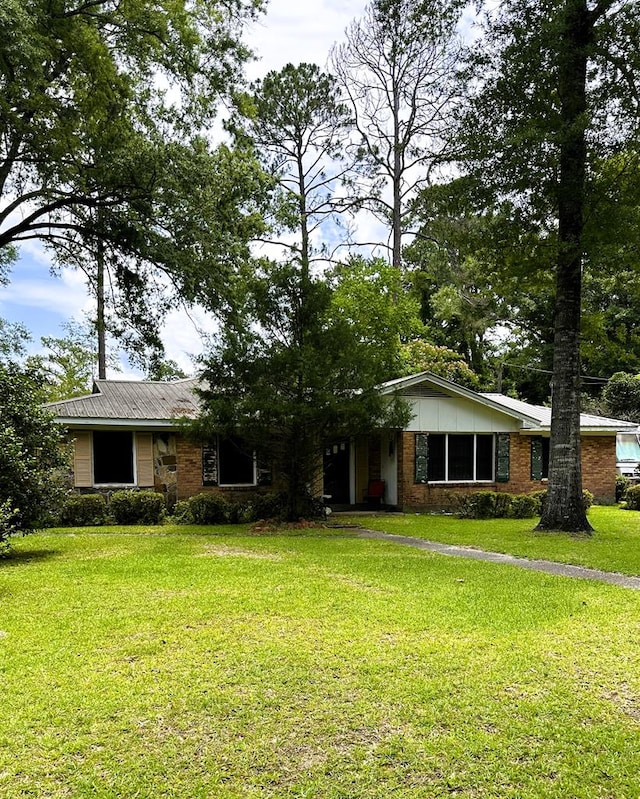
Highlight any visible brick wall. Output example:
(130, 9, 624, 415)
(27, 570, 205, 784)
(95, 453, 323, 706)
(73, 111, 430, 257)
(397, 431, 617, 511)
(581, 436, 617, 503)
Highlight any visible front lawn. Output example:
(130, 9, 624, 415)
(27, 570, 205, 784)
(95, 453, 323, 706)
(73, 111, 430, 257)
(339, 504, 640, 576)
(2, 525, 640, 798)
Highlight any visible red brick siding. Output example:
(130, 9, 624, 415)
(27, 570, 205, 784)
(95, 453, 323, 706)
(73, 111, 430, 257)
(398, 431, 617, 511)
(581, 436, 617, 503)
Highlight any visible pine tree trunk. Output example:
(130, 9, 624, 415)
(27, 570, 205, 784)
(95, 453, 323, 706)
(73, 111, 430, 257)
(536, 0, 592, 532)
(96, 238, 107, 381)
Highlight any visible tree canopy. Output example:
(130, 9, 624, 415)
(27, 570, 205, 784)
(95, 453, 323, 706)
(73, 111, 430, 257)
(0, 0, 267, 367)
(0, 325, 68, 550)
(457, 0, 640, 532)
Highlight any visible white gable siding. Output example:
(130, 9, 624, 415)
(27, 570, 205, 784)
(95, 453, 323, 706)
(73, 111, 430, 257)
(404, 396, 522, 433)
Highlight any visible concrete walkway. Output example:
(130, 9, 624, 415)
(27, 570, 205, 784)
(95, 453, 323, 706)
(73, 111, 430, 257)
(354, 528, 640, 590)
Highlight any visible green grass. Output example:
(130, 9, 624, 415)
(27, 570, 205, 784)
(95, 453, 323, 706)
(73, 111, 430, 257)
(2, 524, 640, 798)
(338, 505, 640, 576)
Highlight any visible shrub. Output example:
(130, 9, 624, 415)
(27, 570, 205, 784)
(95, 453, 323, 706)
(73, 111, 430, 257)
(172, 499, 194, 524)
(531, 489, 594, 515)
(59, 493, 107, 526)
(456, 490, 541, 519)
(508, 493, 541, 519)
(456, 491, 504, 519)
(0, 500, 20, 556)
(227, 500, 260, 524)
(183, 493, 229, 525)
(173, 491, 290, 525)
(250, 491, 289, 521)
(616, 475, 631, 503)
(0, 362, 69, 541)
(622, 484, 640, 511)
(109, 490, 165, 525)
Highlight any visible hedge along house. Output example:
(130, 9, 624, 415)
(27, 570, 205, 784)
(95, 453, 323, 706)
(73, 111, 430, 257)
(49, 372, 636, 511)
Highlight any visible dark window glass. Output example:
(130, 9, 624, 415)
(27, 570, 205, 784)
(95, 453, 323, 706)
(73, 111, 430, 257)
(541, 437, 550, 479)
(476, 435, 494, 480)
(219, 436, 254, 485)
(448, 434, 474, 480)
(426, 434, 446, 481)
(93, 430, 134, 484)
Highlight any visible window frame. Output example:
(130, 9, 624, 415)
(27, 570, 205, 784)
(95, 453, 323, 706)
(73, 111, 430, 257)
(217, 435, 257, 487)
(418, 433, 496, 484)
(92, 430, 136, 486)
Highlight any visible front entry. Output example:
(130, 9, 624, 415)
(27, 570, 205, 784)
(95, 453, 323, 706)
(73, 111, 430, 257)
(323, 440, 350, 504)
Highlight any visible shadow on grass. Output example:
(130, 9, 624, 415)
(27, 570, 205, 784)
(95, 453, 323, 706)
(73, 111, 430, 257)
(1, 548, 59, 567)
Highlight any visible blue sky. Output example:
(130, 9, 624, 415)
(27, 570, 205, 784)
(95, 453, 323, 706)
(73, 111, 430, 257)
(0, 0, 368, 376)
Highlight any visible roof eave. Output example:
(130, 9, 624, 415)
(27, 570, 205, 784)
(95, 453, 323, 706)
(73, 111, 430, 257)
(54, 417, 190, 428)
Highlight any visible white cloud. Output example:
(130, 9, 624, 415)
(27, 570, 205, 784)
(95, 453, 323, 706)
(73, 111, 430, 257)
(0, 263, 90, 319)
(245, 0, 366, 77)
(161, 304, 220, 375)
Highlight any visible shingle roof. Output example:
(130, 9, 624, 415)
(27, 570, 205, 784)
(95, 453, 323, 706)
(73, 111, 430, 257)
(47, 378, 201, 423)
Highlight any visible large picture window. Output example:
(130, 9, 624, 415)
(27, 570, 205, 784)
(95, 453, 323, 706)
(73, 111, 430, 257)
(420, 433, 495, 483)
(93, 430, 134, 484)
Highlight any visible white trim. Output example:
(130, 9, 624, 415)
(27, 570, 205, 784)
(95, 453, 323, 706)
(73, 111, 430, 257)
(425, 433, 496, 483)
(57, 418, 179, 429)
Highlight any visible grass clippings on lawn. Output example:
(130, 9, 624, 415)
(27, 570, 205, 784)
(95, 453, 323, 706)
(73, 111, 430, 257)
(1, 522, 640, 798)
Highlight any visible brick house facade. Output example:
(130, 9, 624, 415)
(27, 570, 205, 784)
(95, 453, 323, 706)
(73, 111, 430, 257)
(49, 372, 635, 511)
(396, 430, 617, 511)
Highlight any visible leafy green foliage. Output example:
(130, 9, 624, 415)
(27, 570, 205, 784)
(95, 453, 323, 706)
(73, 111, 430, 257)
(621, 484, 640, 511)
(59, 494, 108, 527)
(455, 491, 540, 519)
(109, 490, 165, 525)
(25, 321, 118, 402)
(0, 0, 267, 368)
(328, 256, 424, 373)
(0, 361, 69, 546)
(195, 261, 411, 520)
(399, 340, 480, 388)
(602, 372, 640, 422)
(176, 493, 230, 525)
(616, 475, 630, 504)
(173, 491, 290, 524)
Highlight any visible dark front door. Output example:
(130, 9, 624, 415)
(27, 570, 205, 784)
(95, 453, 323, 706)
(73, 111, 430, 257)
(323, 440, 350, 504)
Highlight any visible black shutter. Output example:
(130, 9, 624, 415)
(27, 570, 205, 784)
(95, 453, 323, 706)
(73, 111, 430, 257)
(530, 437, 543, 481)
(202, 443, 219, 486)
(415, 433, 429, 484)
(496, 433, 510, 483)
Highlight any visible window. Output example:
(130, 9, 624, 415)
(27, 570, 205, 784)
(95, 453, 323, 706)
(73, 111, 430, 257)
(219, 436, 254, 485)
(201, 436, 270, 487)
(219, 435, 255, 486)
(93, 430, 134, 484)
(419, 433, 495, 483)
(531, 436, 550, 480)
